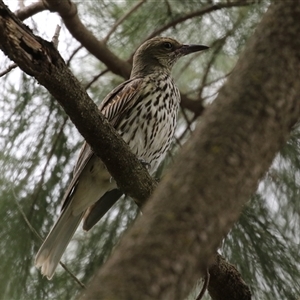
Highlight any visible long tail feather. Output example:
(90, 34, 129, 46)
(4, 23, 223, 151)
(35, 205, 84, 280)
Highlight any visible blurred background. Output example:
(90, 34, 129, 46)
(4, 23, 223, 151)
(1, 1, 299, 299)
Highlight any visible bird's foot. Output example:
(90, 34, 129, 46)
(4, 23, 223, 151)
(139, 159, 151, 169)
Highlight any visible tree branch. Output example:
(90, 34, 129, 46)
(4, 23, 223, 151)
(42, 0, 132, 79)
(0, 62, 17, 77)
(0, 0, 156, 205)
(145, 1, 256, 41)
(13, 188, 86, 288)
(180, 93, 205, 117)
(15, 0, 46, 20)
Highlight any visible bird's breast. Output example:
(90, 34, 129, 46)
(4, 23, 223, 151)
(117, 75, 180, 175)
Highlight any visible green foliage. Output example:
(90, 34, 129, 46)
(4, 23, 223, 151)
(2, 1, 299, 300)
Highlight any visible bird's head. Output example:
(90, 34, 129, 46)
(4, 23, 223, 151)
(131, 37, 209, 77)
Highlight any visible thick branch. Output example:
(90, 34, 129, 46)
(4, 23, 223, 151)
(0, 0, 156, 204)
(79, 2, 300, 299)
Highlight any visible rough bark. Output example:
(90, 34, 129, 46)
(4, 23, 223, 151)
(78, 2, 300, 299)
(208, 254, 251, 300)
(0, 1, 156, 204)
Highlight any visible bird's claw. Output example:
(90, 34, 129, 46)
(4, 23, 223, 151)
(139, 159, 151, 169)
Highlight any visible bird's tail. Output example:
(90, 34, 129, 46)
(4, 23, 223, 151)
(35, 205, 84, 280)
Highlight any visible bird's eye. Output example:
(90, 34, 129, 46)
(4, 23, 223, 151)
(163, 42, 173, 50)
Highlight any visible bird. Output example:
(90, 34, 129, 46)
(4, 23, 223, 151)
(35, 37, 208, 279)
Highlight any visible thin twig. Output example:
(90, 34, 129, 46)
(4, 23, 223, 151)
(12, 189, 86, 288)
(14, 194, 87, 287)
(0, 63, 17, 77)
(60, 262, 86, 288)
(164, 0, 173, 18)
(66, 45, 83, 67)
(180, 107, 194, 135)
(52, 25, 61, 48)
(103, 0, 147, 43)
(14, 196, 42, 241)
(29, 115, 69, 218)
(202, 72, 231, 91)
(177, 112, 199, 145)
(198, 16, 243, 97)
(85, 69, 109, 90)
(196, 269, 210, 300)
(146, 1, 255, 41)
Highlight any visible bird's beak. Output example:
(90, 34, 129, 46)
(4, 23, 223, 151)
(179, 44, 209, 56)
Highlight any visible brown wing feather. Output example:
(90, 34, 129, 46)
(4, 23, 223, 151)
(100, 78, 143, 127)
(60, 77, 143, 210)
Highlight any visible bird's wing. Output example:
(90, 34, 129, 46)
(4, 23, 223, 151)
(83, 189, 124, 231)
(99, 77, 144, 127)
(61, 77, 144, 211)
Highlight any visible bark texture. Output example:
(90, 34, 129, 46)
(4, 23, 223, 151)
(78, 2, 300, 299)
(208, 254, 251, 300)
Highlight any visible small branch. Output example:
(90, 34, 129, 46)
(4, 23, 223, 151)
(13, 190, 86, 288)
(180, 106, 194, 135)
(176, 111, 199, 147)
(202, 72, 231, 91)
(198, 16, 243, 97)
(43, 0, 132, 78)
(103, 0, 147, 43)
(60, 262, 86, 289)
(29, 116, 69, 216)
(66, 45, 83, 67)
(85, 69, 109, 90)
(195, 269, 210, 300)
(180, 93, 205, 117)
(14, 195, 41, 241)
(0, 63, 17, 77)
(146, 1, 255, 41)
(51, 24, 61, 48)
(15, 1, 47, 21)
(164, 0, 173, 18)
